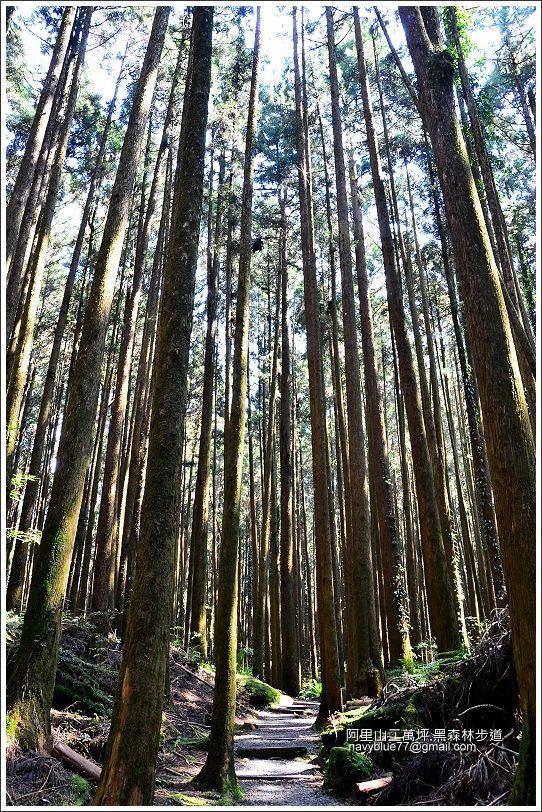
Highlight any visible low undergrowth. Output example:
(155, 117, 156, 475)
(321, 610, 519, 805)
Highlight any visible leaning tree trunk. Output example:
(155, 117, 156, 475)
(8, 56, 125, 614)
(94, 9, 212, 806)
(90, 47, 183, 622)
(399, 8, 536, 803)
(6, 6, 76, 282)
(6, 8, 169, 755)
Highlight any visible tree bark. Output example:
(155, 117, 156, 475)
(354, 9, 459, 653)
(6, 7, 76, 280)
(399, 8, 536, 802)
(292, 6, 342, 721)
(6, 8, 169, 755)
(194, 9, 259, 797)
(94, 9, 212, 805)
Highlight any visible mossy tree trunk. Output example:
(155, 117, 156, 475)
(6, 7, 169, 755)
(253, 264, 281, 680)
(6, 59, 124, 614)
(90, 47, 182, 622)
(194, 8, 260, 798)
(94, 8, 212, 805)
(399, 8, 536, 803)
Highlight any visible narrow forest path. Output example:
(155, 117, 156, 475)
(234, 697, 343, 806)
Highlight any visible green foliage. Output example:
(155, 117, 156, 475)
(6, 711, 18, 743)
(323, 745, 373, 793)
(9, 472, 39, 505)
(298, 678, 322, 699)
(237, 675, 281, 708)
(236, 646, 253, 669)
(6, 527, 42, 547)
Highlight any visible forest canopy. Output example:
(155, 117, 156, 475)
(4, 3, 537, 807)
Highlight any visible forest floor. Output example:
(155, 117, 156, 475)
(5, 612, 519, 807)
(5, 617, 344, 807)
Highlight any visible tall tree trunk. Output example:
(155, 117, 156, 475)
(423, 134, 504, 607)
(10, 58, 125, 613)
(447, 9, 536, 383)
(91, 50, 182, 621)
(94, 10, 211, 805)
(354, 9, 459, 653)
(292, 6, 342, 721)
(187, 150, 224, 658)
(6, 8, 169, 755)
(253, 266, 281, 678)
(6, 13, 91, 487)
(399, 9, 536, 802)
(326, 7, 383, 696)
(194, 9, 259, 797)
(278, 196, 301, 697)
(349, 158, 412, 667)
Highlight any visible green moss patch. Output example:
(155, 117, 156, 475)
(323, 746, 373, 793)
(237, 675, 281, 708)
(322, 699, 417, 748)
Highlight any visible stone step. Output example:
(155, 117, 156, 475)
(237, 773, 316, 781)
(236, 745, 308, 759)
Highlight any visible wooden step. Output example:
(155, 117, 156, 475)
(236, 745, 308, 759)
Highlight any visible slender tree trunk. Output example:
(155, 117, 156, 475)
(6, 7, 76, 279)
(253, 266, 281, 678)
(278, 197, 301, 697)
(187, 150, 224, 658)
(194, 10, 259, 796)
(91, 56, 181, 620)
(326, 8, 384, 696)
(6, 13, 91, 488)
(293, 6, 342, 721)
(349, 158, 412, 667)
(10, 58, 125, 610)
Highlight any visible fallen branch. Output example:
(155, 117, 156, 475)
(177, 664, 214, 690)
(52, 737, 101, 782)
(356, 775, 393, 795)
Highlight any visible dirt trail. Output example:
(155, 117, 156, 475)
(234, 697, 344, 806)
